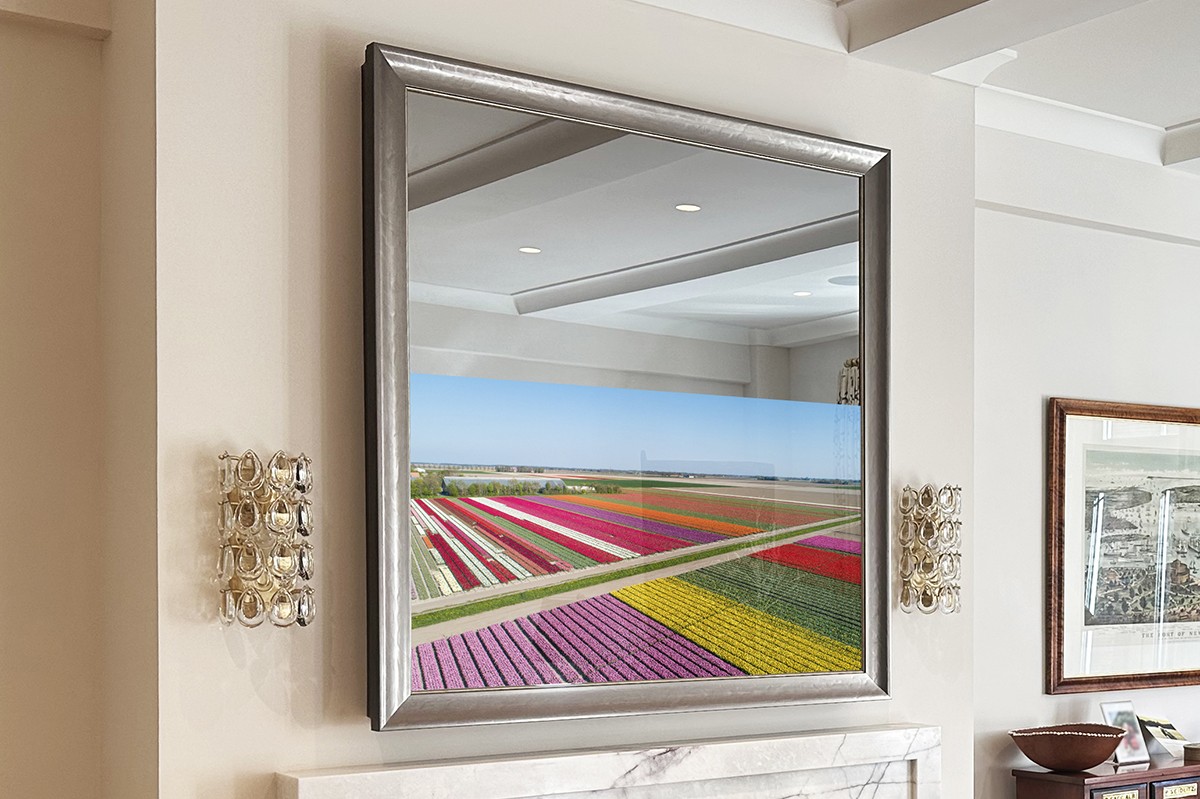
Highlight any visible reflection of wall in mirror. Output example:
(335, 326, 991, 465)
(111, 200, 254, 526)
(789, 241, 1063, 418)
(410, 307, 858, 405)
(790, 336, 859, 405)
(408, 303, 752, 397)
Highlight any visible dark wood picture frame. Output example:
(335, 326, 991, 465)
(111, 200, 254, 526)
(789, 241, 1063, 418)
(1047, 396, 1200, 694)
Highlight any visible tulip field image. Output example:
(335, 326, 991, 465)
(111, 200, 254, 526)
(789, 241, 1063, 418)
(408, 373, 863, 690)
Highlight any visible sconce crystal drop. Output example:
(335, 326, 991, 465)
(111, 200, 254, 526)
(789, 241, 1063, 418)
(217, 450, 315, 628)
(898, 483, 961, 614)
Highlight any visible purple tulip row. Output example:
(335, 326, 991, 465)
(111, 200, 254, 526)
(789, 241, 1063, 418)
(799, 534, 862, 555)
(411, 594, 743, 691)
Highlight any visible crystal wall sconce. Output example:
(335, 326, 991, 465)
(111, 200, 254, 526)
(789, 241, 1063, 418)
(897, 483, 962, 614)
(217, 450, 315, 628)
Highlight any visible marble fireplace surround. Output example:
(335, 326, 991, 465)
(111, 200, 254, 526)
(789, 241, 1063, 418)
(277, 724, 940, 798)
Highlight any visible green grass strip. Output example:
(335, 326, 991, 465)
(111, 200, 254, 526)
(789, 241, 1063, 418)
(408, 533, 435, 600)
(678, 562, 862, 646)
(412, 515, 860, 628)
(696, 556, 863, 617)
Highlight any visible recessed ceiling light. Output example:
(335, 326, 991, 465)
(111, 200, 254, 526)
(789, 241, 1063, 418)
(518, 247, 542, 254)
(674, 203, 702, 212)
(828, 275, 858, 286)
(792, 291, 813, 298)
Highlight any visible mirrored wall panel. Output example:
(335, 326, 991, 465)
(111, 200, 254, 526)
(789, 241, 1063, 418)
(363, 45, 889, 730)
(405, 90, 864, 692)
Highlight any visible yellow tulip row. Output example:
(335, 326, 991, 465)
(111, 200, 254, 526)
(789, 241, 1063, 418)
(613, 577, 861, 674)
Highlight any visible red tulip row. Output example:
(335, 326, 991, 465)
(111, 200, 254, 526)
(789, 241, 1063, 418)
(750, 542, 862, 585)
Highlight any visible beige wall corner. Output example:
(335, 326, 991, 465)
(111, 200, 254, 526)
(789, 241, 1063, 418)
(0, 18, 104, 799)
(99, 0, 156, 795)
(0, 0, 110, 38)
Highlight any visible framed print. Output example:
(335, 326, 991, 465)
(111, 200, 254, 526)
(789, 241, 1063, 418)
(363, 45, 891, 730)
(1100, 700, 1150, 765)
(1047, 397, 1200, 694)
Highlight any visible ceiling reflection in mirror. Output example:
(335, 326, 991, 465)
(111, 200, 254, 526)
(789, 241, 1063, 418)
(403, 89, 864, 693)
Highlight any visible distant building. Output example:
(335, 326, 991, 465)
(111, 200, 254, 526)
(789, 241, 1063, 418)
(443, 476, 565, 491)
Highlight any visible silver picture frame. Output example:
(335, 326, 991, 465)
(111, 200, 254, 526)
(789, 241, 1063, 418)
(363, 43, 891, 731)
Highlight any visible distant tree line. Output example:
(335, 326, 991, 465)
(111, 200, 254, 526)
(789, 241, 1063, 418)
(410, 471, 448, 498)
(448, 480, 558, 497)
(447, 481, 624, 497)
(411, 471, 623, 498)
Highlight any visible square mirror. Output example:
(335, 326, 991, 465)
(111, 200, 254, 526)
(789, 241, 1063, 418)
(364, 45, 890, 730)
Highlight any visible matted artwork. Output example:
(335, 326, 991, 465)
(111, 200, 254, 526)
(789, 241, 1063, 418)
(1047, 397, 1200, 694)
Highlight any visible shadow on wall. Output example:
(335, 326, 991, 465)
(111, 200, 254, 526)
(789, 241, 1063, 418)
(976, 729, 1024, 798)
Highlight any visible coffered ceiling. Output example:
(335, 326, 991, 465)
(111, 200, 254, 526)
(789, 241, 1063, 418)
(630, 0, 1200, 171)
(406, 91, 861, 349)
(405, 0, 1198, 355)
(985, 0, 1200, 130)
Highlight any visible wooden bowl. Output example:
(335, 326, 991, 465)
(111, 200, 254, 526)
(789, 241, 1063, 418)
(1009, 723, 1126, 772)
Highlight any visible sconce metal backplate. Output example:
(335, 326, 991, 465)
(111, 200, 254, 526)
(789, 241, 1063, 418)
(898, 483, 962, 614)
(217, 450, 315, 628)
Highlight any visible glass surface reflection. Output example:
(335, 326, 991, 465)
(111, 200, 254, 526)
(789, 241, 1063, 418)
(404, 91, 865, 692)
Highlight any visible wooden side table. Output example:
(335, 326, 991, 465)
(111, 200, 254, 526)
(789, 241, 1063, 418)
(1014, 756, 1200, 799)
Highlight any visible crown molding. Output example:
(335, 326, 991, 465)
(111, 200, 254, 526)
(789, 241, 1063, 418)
(513, 213, 857, 316)
(846, 0, 1148, 74)
(975, 84, 1166, 166)
(933, 49, 1017, 87)
(626, 0, 847, 52)
(0, 3, 108, 38)
(1164, 120, 1200, 176)
(766, 312, 858, 347)
(409, 120, 625, 210)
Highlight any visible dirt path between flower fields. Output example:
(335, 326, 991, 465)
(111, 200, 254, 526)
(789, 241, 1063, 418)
(410, 518, 861, 645)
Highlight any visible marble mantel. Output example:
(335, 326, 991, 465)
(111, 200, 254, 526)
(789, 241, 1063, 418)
(277, 724, 941, 798)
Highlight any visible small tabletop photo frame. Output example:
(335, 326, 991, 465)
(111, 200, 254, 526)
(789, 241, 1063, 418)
(1138, 714, 1191, 759)
(1101, 701, 1150, 765)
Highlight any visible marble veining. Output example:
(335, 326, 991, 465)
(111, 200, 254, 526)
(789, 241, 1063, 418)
(277, 724, 940, 799)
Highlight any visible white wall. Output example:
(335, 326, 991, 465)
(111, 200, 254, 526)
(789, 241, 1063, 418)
(0, 19, 104, 798)
(151, 2, 974, 796)
(790, 335, 858, 404)
(411, 305, 813, 400)
(411, 302, 750, 396)
(749, 344, 792, 399)
(974, 127, 1200, 797)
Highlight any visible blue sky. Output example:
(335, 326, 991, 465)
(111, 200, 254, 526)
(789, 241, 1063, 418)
(410, 373, 860, 480)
